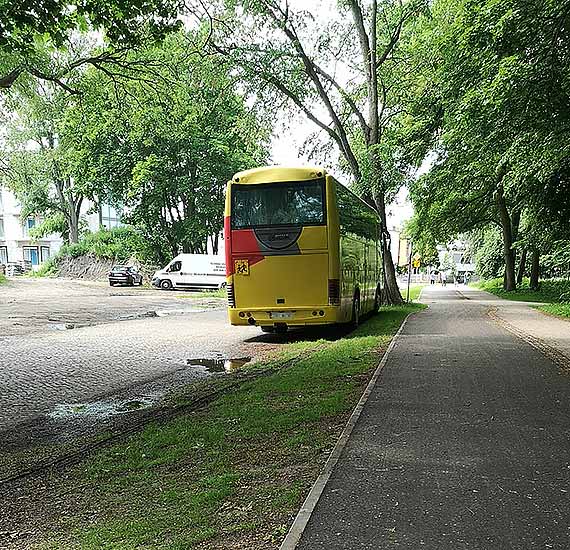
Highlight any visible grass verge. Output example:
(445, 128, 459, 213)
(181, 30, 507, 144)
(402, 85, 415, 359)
(0, 273, 7, 285)
(473, 278, 570, 303)
(403, 283, 426, 302)
(536, 303, 570, 319)
(32, 304, 425, 550)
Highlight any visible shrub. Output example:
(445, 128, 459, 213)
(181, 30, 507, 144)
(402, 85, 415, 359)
(58, 227, 153, 263)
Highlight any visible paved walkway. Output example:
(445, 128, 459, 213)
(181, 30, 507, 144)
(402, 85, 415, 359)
(295, 285, 570, 549)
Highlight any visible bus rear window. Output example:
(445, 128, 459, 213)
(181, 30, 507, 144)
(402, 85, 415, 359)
(231, 179, 325, 229)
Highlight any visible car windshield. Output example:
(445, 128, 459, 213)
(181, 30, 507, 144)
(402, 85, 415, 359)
(231, 179, 325, 229)
(111, 266, 127, 271)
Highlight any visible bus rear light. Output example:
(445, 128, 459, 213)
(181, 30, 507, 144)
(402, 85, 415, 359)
(328, 279, 340, 305)
(227, 283, 236, 307)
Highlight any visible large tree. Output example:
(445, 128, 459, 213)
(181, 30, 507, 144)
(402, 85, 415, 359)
(1, 78, 92, 243)
(0, 0, 183, 91)
(59, 32, 269, 261)
(196, 0, 428, 304)
(405, 0, 570, 290)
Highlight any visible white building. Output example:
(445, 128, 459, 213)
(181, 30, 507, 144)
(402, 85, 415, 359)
(437, 240, 476, 281)
(0, 186, 63, 270)
(0, 186, 122, 271)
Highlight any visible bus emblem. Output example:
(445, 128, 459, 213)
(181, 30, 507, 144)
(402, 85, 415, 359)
(234, 259, 250, 276)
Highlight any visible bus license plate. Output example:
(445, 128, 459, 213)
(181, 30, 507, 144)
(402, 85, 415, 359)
(271, 312, 293, 319)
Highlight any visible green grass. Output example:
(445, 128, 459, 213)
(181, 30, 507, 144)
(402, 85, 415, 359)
(474, 277, 570, 320)
(536, 303, 570, 319)
(0, 273, 6, 285)
(473, 277, 570, 303)
(404, 284, 426, 302)
(35, 304, 426, 550)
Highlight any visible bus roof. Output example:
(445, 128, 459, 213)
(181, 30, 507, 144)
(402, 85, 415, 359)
(230, 165, 327, 184)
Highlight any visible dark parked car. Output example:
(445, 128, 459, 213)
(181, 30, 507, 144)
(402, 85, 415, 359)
(108, 265, 143, 287)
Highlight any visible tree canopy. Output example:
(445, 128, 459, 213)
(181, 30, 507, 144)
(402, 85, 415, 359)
(405, 0, 570, 289)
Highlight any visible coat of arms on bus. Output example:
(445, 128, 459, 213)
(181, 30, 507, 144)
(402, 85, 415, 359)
(234, 259, 249, 276)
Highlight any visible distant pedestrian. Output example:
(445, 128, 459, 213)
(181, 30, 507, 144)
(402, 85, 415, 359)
(430, 273, 436, 285)
(441, 272, 447, 286)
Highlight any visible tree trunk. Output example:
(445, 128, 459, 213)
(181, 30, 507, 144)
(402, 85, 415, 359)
(68, 204, 80, 244)
(494, 181, 516, 291)
(375, 193, 403, 304)
(517, 249, 527, 284)
(530, 249, 540, 290)
(212, 233, 219, 255)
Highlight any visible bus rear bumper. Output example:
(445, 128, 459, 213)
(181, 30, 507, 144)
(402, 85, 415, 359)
(228, 306, 339, 326)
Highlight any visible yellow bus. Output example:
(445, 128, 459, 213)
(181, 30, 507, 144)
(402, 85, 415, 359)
(224, 166, 382, 332)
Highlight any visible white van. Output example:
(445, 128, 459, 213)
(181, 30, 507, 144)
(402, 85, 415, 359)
(151, 254, 226, 291)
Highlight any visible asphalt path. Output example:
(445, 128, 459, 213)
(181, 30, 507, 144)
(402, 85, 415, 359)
(297, 285, 570, 549)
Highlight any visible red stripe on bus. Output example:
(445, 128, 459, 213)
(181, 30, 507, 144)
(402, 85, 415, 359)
(225, 226, 265, 275)
(224, 216, 232, 276)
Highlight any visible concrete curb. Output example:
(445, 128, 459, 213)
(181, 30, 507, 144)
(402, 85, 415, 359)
(279, 313, 413, 550)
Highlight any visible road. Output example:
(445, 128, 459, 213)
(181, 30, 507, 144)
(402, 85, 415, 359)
(296, 285, 570, 549)
(0, 278, 259, 440)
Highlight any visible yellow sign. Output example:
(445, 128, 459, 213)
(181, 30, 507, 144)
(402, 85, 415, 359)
(412, 259, 421, 268)
(234, 259, 250, 276)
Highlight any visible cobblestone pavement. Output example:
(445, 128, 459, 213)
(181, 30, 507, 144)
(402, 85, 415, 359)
(0, 278, 258, 435)
(0, 277, 222, 337)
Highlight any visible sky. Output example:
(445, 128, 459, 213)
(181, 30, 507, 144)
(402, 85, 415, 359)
(269, 115, 421, 232)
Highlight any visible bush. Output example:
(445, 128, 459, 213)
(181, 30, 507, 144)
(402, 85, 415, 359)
(58, 227, 153, 263)
(36, 227, 160, 279)
(475, 277, 570, 303)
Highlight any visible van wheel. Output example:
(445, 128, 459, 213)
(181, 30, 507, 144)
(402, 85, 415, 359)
(352, 296, 360, 327)
(160, 279, 173, 290)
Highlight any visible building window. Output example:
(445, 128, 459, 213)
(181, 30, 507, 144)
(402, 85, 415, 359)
(23, 217, 36, 237)
(101, 203, 122, 229)
(0, 246, 7, 265)
(23, 246, 39, 266)
(40, 246, 50, 263)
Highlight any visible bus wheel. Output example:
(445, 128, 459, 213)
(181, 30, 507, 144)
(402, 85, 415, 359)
(352, 297, 360, 327)
(160, 279, 173, 290)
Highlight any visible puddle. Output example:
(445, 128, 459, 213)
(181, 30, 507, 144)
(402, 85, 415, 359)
(48, 322, 75, 330)
(49, 395, 159, 420)
(156, 308, 209, 316)
(186, 357, 252, 373)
